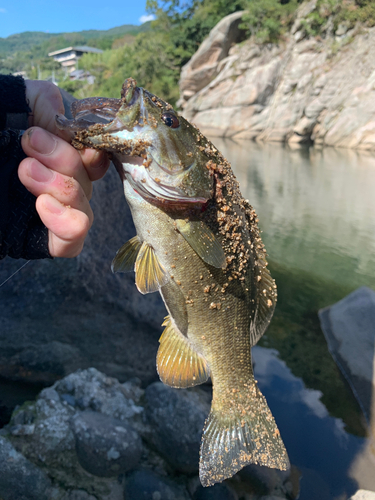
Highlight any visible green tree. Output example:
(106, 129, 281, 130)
(147, 0, 245, 66)
(241, 0, 299, 43)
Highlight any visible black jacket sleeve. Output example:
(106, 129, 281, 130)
(0, 75, 51, 260)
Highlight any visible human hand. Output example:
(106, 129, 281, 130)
(18, 81, 110, 258)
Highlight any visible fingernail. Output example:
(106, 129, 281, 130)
(91, 151, 105, 167)
(28, 128, 57, 156)
(29, 161, 55, 183)
(44, 197, 66, 215)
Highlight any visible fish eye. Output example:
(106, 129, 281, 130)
(161, 112, 180, 129)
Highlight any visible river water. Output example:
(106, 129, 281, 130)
(211, 137, 375, 500)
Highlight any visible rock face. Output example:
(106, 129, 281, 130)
(319, 286, 375, 422)
(179, 11, 247, 104)
(180, 5, 375, 150)
(0, 368, 297, 500)
(0, 91, 165, 386)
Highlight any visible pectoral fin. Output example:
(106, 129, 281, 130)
(157, 315, 210, 388)
(135, 242, 169, 294)
(111, 236, 142, 273)
(176, 219, 226, 269)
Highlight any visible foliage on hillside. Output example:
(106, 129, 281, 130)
(0, 24, 150, 77)
(2, 0, 375, 105)
(62, 0, 246, 102)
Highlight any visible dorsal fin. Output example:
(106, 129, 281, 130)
(175, 219, 226, 269)
(157, 316, 210, 388)
(111, 236, 142, 273)
(135, 242, 169, 294)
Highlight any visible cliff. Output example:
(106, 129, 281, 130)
(179, 3, 375, 150)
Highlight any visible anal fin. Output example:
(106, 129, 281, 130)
(157, 316, 210, 388)
(111, 235, 142, 273)
(135, 241, 169, 294)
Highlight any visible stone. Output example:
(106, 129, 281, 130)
(179, 11, 247, 106)
(238, 463, 296, 498)
(0, 436, 52, 500)
(124, 469, 190, 500)
(72, 411, 142, 477)
(53, 368, 144, 427)
(144, 382, 210, 473)
(319, 287, 375, 422)
(60, 491, 97, 500)
(193, 482, 236, 500)
(350, 490, 375, 500)
(3, 369, 147, 499)
(293, 116, 316, 137)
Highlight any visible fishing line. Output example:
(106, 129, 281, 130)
(0, 260, 31, 288)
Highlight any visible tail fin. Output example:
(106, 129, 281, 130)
(199, 384, 289, 487)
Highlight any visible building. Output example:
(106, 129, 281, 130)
(69, 69, 96, 85)
(48, 46, 103, 74)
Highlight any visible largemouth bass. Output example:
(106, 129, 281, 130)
(57, 78, 289, 486)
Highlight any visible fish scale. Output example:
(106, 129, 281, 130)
(57, 77, 289, 487)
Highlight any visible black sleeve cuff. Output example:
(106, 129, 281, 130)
(0, 75, 30, 130)
(0, 130, 51, 260)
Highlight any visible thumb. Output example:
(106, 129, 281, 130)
(25, 80, 68, 138)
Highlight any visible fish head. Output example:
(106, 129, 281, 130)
(57, 78, 214, 207)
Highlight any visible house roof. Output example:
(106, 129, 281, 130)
(48, 46, 103, 57)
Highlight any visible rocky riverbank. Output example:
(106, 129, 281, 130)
(0, 368, 298, 500)
(179, 3, 375, 150)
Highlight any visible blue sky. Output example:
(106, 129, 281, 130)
(0, 0, 154, 38)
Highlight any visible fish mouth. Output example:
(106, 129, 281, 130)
(56, 96, 124, 132)
(119, 154, 207, 205)
(56, 81, 142, 133)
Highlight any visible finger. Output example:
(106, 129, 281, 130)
(78, 148, 111, 182)
(25, 80, 66, 136)
(36, 194, 91, 258)
(19, 158, 94, 226)
(21, 127, 93, 199)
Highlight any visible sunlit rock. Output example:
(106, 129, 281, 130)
(181, 8, 375, 150)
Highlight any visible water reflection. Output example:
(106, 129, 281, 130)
(254, 346, 363, 500)
(213, 139, 375, 291)
(206, 138, 375, 498)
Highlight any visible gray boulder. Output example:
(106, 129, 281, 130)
(179, 11, 247, 106)
(319, 286, 375, 422)
(72, 411, 142, 477)
(124, 469, 191, 500)
(193, 482, 236, 500)
(350, 491, 375, 500)
(0, 436, 52, 500)
(1, 367, 297, 499)
(4, 369, 144, 499)
(144, 382, 210, 473)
